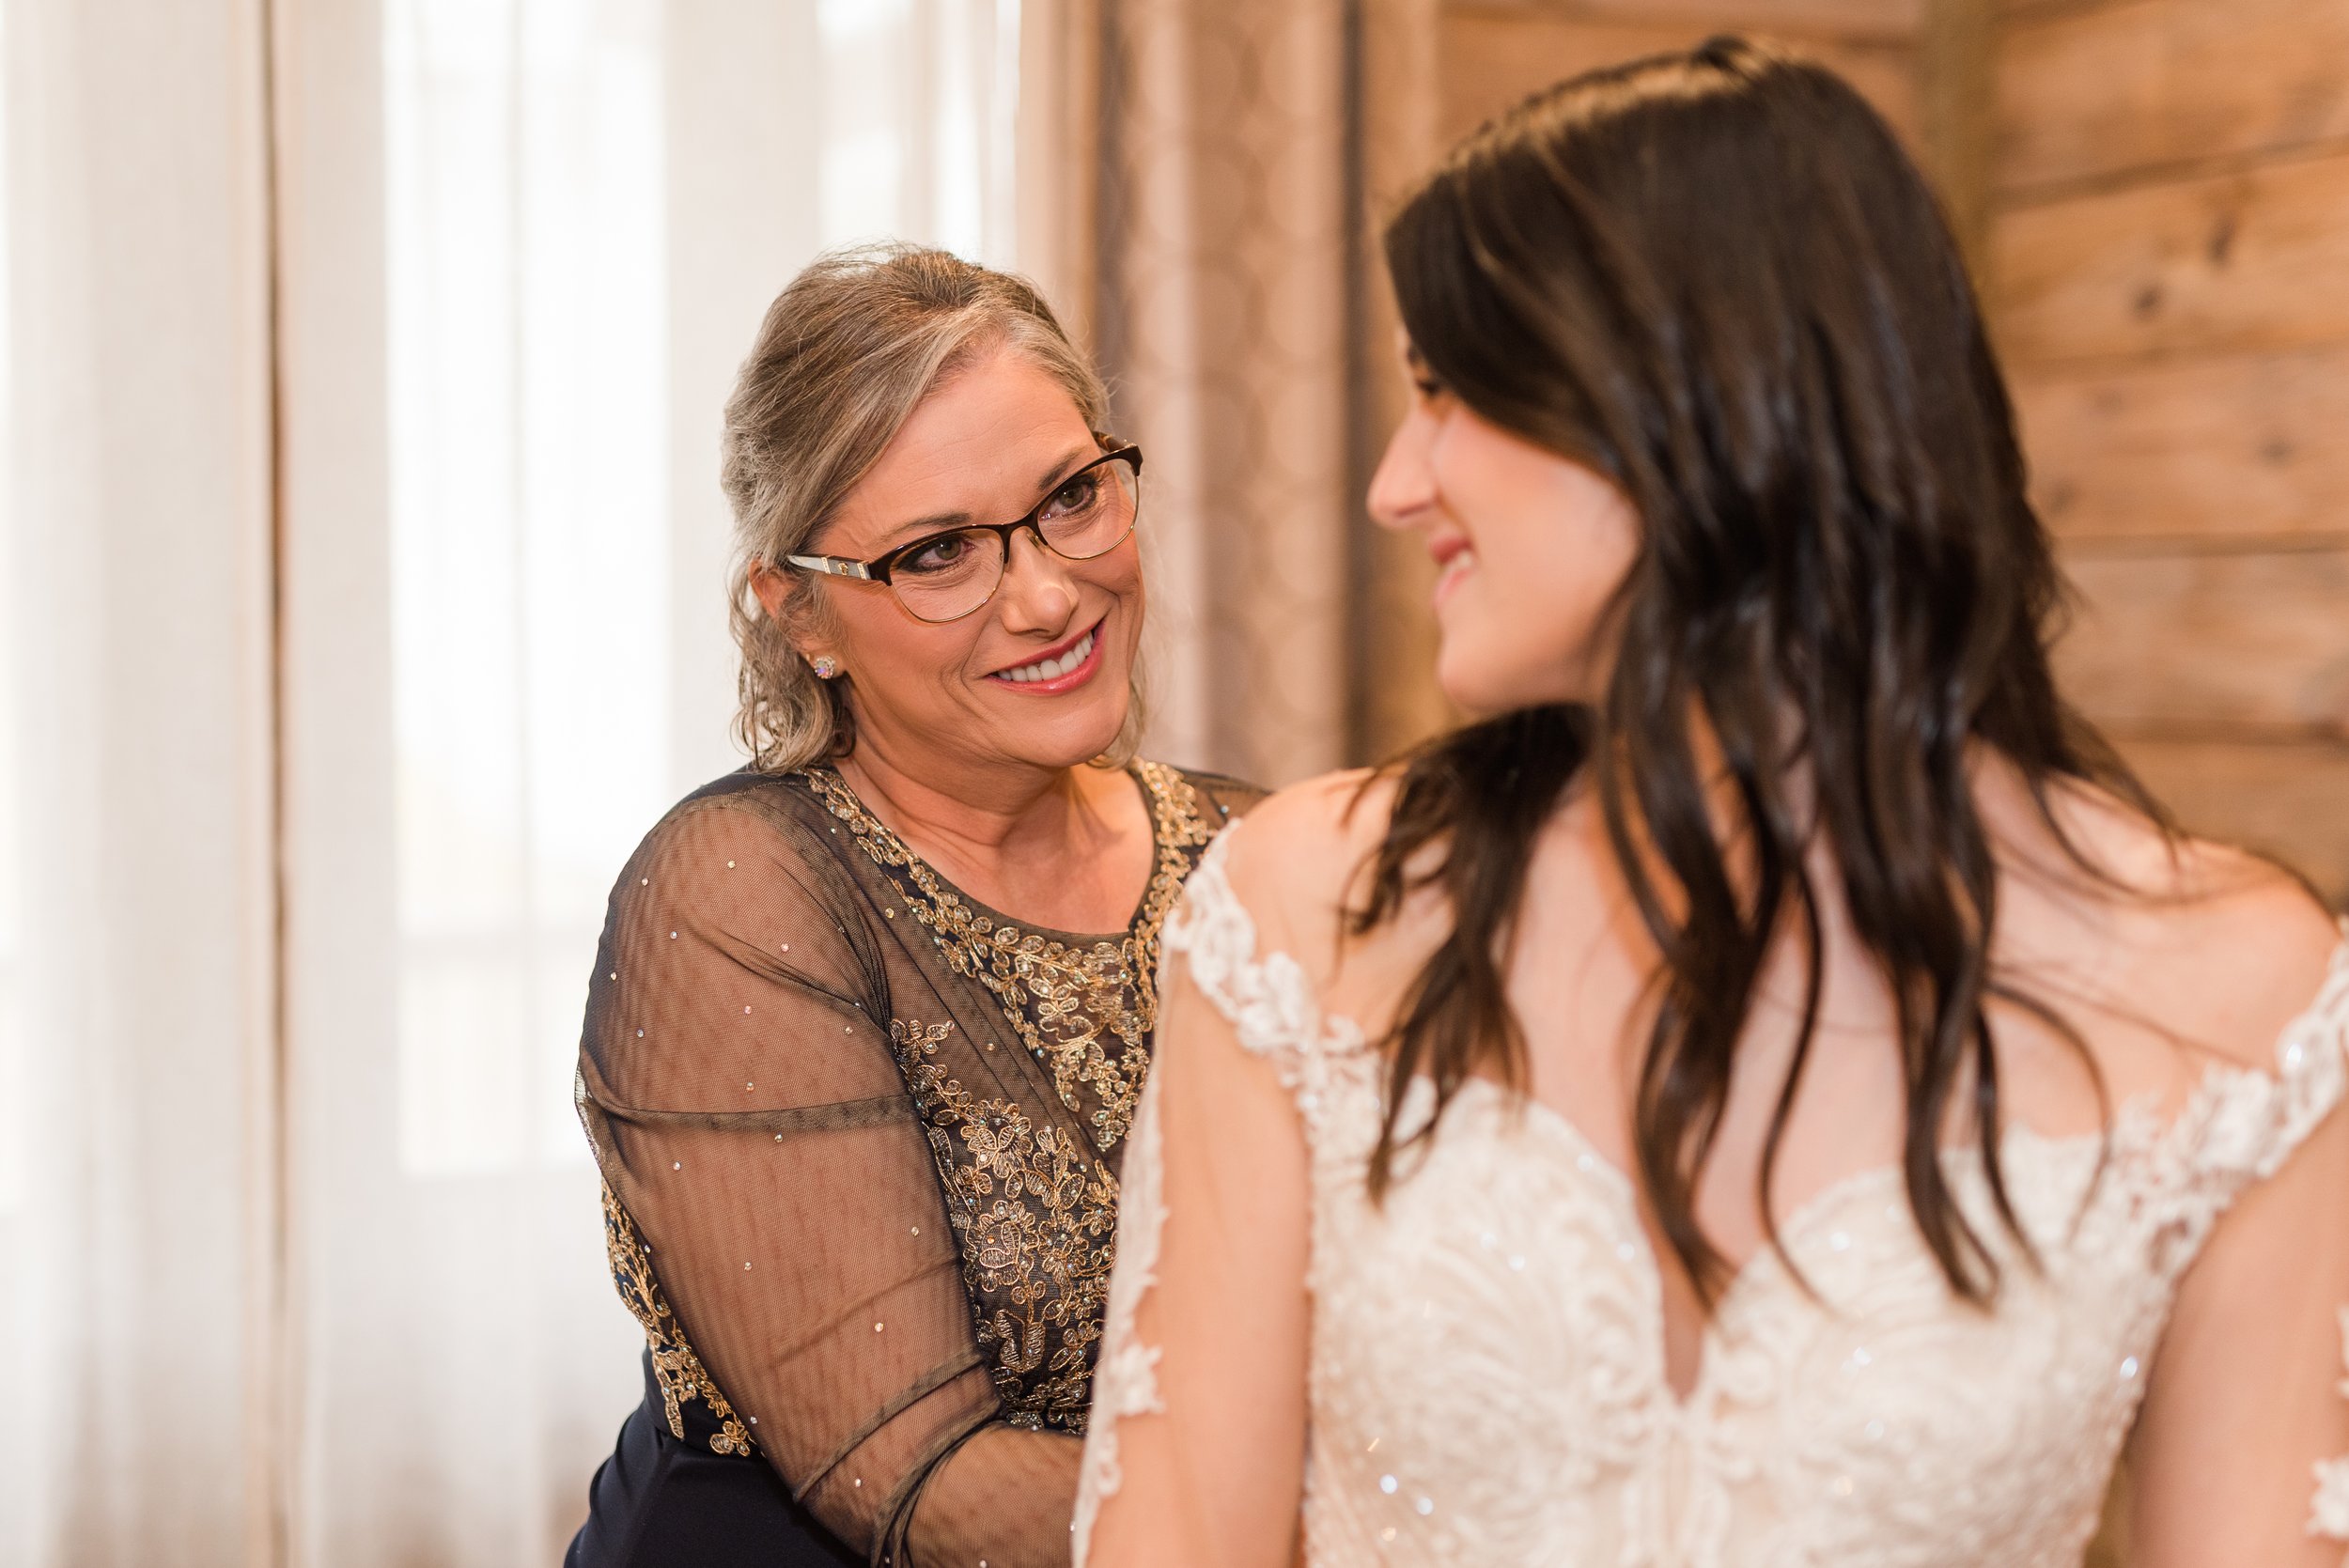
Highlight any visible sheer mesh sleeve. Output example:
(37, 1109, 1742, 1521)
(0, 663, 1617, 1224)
(577, 795, 1079, 1566)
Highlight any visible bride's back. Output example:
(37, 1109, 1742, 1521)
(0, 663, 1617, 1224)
(1123, 762, 2348, 1568)
(1279, 755, 2341, 1405)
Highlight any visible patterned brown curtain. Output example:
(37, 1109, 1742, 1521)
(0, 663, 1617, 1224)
(1021, 0, 1455, 786)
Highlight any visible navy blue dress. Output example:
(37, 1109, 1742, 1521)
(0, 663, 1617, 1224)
(567, 1353, 858, 1567)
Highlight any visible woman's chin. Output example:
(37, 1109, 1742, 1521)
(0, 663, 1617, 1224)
(1003, 692, 1131, 772)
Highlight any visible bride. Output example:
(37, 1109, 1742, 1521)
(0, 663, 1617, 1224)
(1072, 37, 2349, 1568)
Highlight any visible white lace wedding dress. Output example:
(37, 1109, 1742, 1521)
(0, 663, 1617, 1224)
(1075, 832, 2349, 1567)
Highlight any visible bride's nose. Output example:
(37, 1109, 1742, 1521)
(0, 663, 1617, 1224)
(1369, 415, 1440, 531)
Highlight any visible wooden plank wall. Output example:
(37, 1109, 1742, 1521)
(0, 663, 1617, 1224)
(1439, 2, 1923, 148)
(1435, 0, 2348, 905)
(1992, 0, 2349, 905)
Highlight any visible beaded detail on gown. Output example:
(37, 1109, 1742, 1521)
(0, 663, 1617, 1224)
(575, 761, 1256, 1565)
(1077, 831, 2349, 1567)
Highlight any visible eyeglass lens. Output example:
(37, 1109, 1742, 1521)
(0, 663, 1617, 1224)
(891, 454, 1141, 622)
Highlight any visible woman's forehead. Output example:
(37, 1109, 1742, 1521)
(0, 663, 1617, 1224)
(826, 368, 1095, 551)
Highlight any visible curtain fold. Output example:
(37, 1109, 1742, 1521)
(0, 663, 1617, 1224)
(1032, 0, 1450, 787)
(0, 1, 281, 1563)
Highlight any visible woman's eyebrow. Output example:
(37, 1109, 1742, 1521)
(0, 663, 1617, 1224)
(871, 446, 1097, 551)
(1031, 446, 1095, 497)
(872, 506, 972, 549)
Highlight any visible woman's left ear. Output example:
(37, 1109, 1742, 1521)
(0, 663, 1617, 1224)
(749, 561, 792, 624)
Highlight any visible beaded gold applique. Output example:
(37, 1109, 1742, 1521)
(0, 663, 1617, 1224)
(808, 764, 1214, 1428)
(595, 765, 1223, 1451)
(805, 760, 1213, 1152)
(601, 1182, 755, 1455)
(890, 1017, 1123, 1429)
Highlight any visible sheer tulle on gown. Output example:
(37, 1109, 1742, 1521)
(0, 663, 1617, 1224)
(1077, 826, 2349, 1567)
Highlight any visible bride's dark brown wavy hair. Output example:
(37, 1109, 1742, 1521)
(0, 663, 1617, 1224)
(1358, 37, 2166, 1304)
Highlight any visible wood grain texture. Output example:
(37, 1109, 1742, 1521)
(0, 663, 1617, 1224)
(1439, 11, 1919, 147)
(1993, 150, 2349, 365)
(1921, 0, 1997, 269)
(2117, 735, 2349, 904)
(1443, 0, 1922, 43)
(2056, 547, 2349, 729)
(2015, 343, 2349, 542)
(1996, 0, 2349, 194)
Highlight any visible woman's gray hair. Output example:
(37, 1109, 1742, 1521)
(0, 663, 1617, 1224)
(723, 242, 1143, 771)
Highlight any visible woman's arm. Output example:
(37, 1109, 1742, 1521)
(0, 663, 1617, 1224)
(581, 798, 1078, 1565)
(1080, 831, 1321, 1568)
(2127, 1031, 2349, 1566)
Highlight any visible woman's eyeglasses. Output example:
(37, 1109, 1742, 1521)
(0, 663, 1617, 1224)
(785, 445, 1144, 624)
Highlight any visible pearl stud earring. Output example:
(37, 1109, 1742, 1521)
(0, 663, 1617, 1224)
(810, 655, 839, 679)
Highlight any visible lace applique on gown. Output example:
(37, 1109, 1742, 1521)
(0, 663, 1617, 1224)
(1077, 831, 2349, 1567)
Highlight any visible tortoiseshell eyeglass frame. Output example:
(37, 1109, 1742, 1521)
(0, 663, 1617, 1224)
(783, 441, 1144, 624)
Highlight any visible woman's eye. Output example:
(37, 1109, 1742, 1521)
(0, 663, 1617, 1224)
(1411, 376, 1447, 403)
(899, 535, 969, 574)
(1044, 473, 1100, 516)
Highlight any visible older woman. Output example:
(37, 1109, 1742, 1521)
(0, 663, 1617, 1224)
(568, 246, 1260, 1568)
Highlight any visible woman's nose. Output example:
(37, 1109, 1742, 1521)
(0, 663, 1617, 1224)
(1368, 417, 1439, 532)
(993, 529, 1081, 629)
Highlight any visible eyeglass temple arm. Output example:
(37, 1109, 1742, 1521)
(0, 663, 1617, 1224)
(783, 553, 875, 581)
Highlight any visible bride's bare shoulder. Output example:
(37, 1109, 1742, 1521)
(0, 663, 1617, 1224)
(1999, 769, 2342, 1066)
(2127, 840, 2341, 1067)
(1219, 768, 1395, 896)
(1211, 768, 1417, 970)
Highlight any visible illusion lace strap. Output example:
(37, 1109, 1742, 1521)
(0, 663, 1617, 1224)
(2295, 935, 2349, 1560)
(2153, 936, 2349, 1243)
(1159, 829, 1340, 1074)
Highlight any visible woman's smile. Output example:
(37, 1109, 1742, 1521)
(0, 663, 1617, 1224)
(986, 616, 1106, 691)
(1429, 532, 1476, 611)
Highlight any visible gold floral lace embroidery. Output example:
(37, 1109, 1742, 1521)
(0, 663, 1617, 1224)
(809, 763, 1214, 1429)
(891, 1017, 1124, 1429)
(601, 1181, 755, 1456)
(594, 765, 1221, 1450)
(804, 760, 1214, 1152)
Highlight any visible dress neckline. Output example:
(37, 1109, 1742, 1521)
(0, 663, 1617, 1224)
(803, 758, 1221, 1151)
(802, 760, 1163, 944)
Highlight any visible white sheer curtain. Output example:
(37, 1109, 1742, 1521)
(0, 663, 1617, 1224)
(2, 0, 1024, 1562)
(0, 0, 17, 1236)
(0, 2, 279, 1564)
(286, 2, 1025, 1562)
(0, 8, 21, 1556)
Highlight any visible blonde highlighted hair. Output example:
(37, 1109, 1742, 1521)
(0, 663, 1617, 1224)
(723, 243, 1142, 770)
